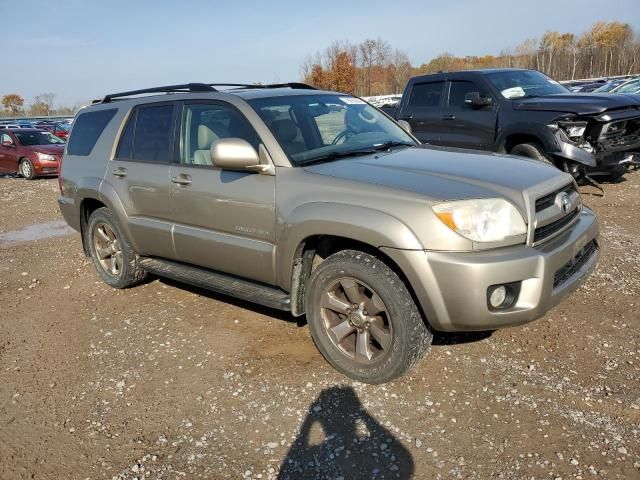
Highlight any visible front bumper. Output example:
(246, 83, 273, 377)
(33, 160, 60, 176)
(382, 208, 599, 332)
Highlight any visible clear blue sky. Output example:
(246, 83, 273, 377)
(1, 0, 638, 106)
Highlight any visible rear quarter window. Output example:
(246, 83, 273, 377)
(66, 109, 117, 156)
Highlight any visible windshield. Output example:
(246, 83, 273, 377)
(487, 70, 569, 99)
(615, 80, 640, 93)
(15, 131, 65, 146)
(248, 94, 416, 165)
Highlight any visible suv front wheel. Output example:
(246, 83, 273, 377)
(86, 207, 148, 289)
(305, 249, 432, 383)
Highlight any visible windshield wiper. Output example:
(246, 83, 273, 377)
(297, 148, 379, 166)
(371, 140, 415, 151)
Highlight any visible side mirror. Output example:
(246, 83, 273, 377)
(1, 140, 13, 147)
(464, 92, 493, 107)
(211, 138, 272, 174)
(397, 120, 412, 134)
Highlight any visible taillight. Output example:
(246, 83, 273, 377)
(58, 155, 64, 193)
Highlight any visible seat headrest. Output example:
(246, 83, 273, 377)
(198, 121, 229, 150)
(271, 119, 298, 143)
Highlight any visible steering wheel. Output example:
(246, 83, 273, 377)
(331, 129, 357, 145)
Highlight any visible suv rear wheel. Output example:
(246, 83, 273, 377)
(510, 143, 553, 165)
(86, 207, 148, 289)
(305, 249, 432, 383)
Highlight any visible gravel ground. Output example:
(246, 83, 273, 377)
(0, 173, 638, 480)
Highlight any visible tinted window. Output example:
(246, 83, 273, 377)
(448, 80, 492, 109)
(180, 103, 259, 166)
(407, 82, 444, 109)
(115, 110, 136, 160)
(67, 109, 117, 156)
(131, 104, 175, 163)
(15, 131, 65, 146)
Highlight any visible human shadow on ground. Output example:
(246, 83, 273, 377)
(278, 386, 414, 479)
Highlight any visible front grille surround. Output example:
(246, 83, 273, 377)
(533, 207, 580, 243)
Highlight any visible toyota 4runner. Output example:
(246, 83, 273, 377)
(58, 82, 600, 383)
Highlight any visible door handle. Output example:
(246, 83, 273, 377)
(112, 167, 127, 177)
(171, 175, 192, 186)
(442, 115, 456, 121)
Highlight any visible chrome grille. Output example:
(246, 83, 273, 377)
(535, 183, 576, 212)
(534, 208, 580, 243)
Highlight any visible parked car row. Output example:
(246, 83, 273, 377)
(380, 68, 640, 191)
(565, 75, 640, 94)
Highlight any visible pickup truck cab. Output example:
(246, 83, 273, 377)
(385, 69, 640, 183)
(58, 82, 600, 383)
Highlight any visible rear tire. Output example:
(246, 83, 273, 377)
(86, 207, 148, 289)
(510, 143, 554, 165)
(305, 249, 432, 384)
(19, 158, 36, 179)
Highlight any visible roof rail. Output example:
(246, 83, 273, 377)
(98, 83, 218, 103)
(93, 82, 317, 104)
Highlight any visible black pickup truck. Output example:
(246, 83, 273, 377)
(382, 69, 640, 183)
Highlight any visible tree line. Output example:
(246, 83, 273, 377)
(1, 92, 78, 118)
(300, 21, 640, 96)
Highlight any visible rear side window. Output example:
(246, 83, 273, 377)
(407, 82, 444, 109)
(115, 104, 175, 163)
(67, 109, 117, 156)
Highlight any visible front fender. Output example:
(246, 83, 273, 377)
(496, 122, 560, 153)
(276, 202, 424, 289)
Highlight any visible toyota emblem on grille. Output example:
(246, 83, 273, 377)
(558, 192, 571, 214)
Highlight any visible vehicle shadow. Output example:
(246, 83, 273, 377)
(432, 330, 494, 345)
(278, 386, 414, 480)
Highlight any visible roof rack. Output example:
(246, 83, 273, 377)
(95, 82, 318, 104)
(97, 83, 218, 104)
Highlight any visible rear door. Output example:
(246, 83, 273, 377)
(0, 132, 18, 172)
(439, 79, 497, 150)
(396, 80, 445, 144)
(168, 101, 277, 285)
(107, 102, 176, 259)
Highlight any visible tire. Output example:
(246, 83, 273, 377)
(510, 143, 554, 165)
(19, 158, 36, 180)
(85, 207, 148, 289)
(305, 249, 432, 383)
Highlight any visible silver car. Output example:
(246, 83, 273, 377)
(58, 83, 600, 383)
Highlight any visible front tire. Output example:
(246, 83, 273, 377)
(510, 143, 554, 165)
(19, 158, 36, 179)
(305, 249, 432, 383)
(86, 207, 148, 289)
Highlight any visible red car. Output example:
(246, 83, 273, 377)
(0, 128, 64, 179)
(53, 123, 70, 140)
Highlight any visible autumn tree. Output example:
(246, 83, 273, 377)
(330, 51, 356, 93)
(2, 94, 24, 115)
(34, 92, 56, 116)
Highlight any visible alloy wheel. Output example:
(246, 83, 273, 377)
(93, 222, 123, 277)
(320, 277, 393, 364)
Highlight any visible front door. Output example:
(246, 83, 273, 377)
(396, 80, 445, 144)
(439, 80, 497, 150)
(168, 101, 277, 285)
(106, 103, 176, 259)
(0, 132, 18, 173)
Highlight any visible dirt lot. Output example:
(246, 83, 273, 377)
(0, 174, 638, 480)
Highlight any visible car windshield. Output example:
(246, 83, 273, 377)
(594, 80, 624, 92)
(486, 70, 569, 99)
(15, 131, 65, 146)
(615, 80, 640, 93)
(248, 94, 416, 165)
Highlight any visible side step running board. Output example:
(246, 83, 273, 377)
(139, 257, 291, 311)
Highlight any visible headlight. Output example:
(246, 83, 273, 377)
(558, 120, 587, 140)
(36, 153, 56, 161)
(432, 198, 527, 243)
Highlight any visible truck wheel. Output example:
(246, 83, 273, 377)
(510, 143, 553, 165)
(19, 158, 36, 179)
(86, 207, 148, 289)
(305, 249, 432, 383)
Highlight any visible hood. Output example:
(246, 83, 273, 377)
(512, 93, 640, 115)
(30, 144, 64, 156)
(303, 146, 568, 212)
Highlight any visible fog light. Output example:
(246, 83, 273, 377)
(489, 286, 507, 308)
